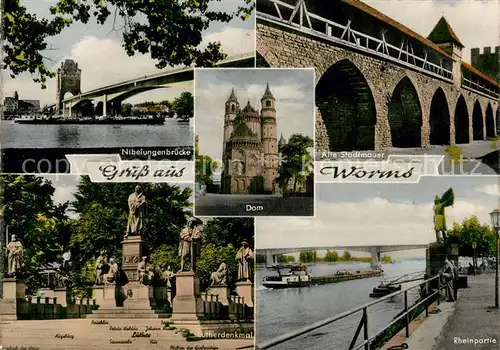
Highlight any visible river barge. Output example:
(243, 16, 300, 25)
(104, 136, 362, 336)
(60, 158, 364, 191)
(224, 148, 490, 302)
(369, 282, 402, 297)
(262, 265, 384, 289)
(14, 115, 165, 125)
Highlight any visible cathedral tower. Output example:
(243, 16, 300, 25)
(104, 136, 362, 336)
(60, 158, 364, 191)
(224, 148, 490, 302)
(260, 83, 278, 192)
(223, 88, 239, 153)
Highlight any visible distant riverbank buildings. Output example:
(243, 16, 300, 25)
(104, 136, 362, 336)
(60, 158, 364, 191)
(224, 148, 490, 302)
(2, 91, 40, 116)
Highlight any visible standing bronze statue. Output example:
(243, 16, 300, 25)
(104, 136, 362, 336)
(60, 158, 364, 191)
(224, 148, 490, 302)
(434, 188, 454, 243)
(7, 234, 23, 277)
(178, 217, 203, 272)
(236, 241, 253, 281)
(126, 185, 147, 237)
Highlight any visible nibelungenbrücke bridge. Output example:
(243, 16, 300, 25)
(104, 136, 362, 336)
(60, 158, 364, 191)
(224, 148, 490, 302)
(256, 0, 499, 151)
(58, 52, 254, 116)
(260, 244, 429, 269)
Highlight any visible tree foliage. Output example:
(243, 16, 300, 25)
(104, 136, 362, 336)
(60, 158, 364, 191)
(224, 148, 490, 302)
(0, 175, 71, 293)
(202, 217, 254, 248)
(248, 176, 264, 194)
(277, 133, 314, 193)
(342, 250, 351, 260)
(171, 92, 194, 119)
(299, 251, 317, 263)
(446, 216, 497, 257)
(277, 254, 295, 263)
(324, 250, 339, 262)
(195, 135, 218, 185)
(3, 0, 255, 88)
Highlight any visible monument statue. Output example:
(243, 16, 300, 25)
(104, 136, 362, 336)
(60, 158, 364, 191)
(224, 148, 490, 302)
(236, 241, 253, 281)
(103, 258, 118, 285)
(178, 217, 203, 272)
(210, 262, 228, 286)
(126, 185, 147, 237)
(162, 266, 175, 288)
(95, 251, 108, 285)
(137, 256, 149, 284)
(6, 234, 23, 277)
(433, 188, 454, 243)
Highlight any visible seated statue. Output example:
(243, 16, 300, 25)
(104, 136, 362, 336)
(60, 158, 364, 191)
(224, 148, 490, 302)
(210, 262, 228, 286)
(103, 258, 118, 285)
(137, 256, 151, 285)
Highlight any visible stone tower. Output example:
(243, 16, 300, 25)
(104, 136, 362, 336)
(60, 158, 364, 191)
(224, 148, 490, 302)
(56, 59, 82, 115)
(260, 83, 278, 192)
(223, 88, 239, 154)
(427, 16, 464, 87)
(221, 84, 279, 194)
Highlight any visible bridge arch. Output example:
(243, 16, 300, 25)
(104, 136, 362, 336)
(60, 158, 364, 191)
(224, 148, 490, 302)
(429, 87, 450, 145)
(472, 100, 484, 141)
(387, 76, 422, 148)
(485, 103, 495, 138)
(454, 95, 469, 144)
(315, 59, 376, 151)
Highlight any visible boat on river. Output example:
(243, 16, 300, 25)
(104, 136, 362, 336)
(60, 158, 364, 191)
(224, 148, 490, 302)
(262, 264, 312, 289)
(262, 265, 384, 289)
(369, 281, 402, 297)
(14, 114, 165, 125)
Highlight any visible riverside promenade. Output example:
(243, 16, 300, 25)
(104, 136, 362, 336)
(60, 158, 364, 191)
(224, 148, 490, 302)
(385, 273, 499, 350)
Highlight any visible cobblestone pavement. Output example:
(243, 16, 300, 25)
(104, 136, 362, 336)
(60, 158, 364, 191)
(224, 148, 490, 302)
(433, 273, 500, 350)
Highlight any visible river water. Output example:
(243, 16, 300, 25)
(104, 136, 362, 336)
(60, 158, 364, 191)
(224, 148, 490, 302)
(1, 119, 193, 148)
(256, 260, 426, 349)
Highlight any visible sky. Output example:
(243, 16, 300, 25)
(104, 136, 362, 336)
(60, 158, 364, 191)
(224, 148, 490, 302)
(195, 68, 315, 161)
(363, 0, 499, 63)
(256, 176, 499, 259)
(2, 0, 255, 106)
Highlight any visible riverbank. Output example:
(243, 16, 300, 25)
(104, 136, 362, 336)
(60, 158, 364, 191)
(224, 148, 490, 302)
(382, 274, 499, 349)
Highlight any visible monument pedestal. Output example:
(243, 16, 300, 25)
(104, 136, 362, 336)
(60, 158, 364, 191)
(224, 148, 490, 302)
(92, 285, 117, 308)
(236, 280, 254, 307)
(121, 235, 149, 282)
(210, 284, 230, 306)
(170, 271, 204, 321)
(1, 278, 26, 320)
(54, 288, 72, 307)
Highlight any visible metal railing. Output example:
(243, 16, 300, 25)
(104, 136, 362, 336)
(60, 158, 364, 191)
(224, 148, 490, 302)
(257, 0, 453, 82)
(256, 274, 451, 349)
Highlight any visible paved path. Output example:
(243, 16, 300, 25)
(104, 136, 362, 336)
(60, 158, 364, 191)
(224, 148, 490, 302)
(433, 274, 499, 350)
(0, 319, 254, 350)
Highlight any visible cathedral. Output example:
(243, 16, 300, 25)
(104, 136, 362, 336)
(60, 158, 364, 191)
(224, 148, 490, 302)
(221, 84, 282, 194)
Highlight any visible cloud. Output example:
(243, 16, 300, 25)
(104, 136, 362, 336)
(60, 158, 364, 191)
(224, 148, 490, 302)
(474, 184, 500, 196)
(3, 22, 253, 106)
(202, 26, 255, 57)
(255, 192, 495, 250)
(363, 0, 499, 62)
(195, 70, 315, 160)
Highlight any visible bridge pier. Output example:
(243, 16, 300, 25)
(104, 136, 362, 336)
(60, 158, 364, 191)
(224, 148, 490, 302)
(371, 247, 381, 269)
(266, 252, 276, 265)
(103, 94, 108, 117)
